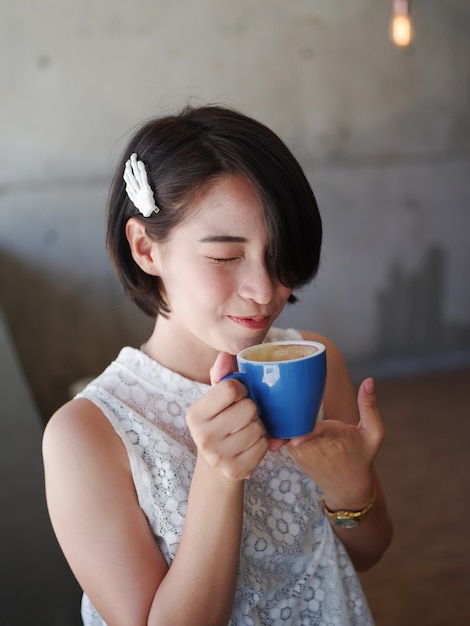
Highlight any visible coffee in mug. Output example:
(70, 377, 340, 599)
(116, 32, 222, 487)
(243, 343, 319, 363)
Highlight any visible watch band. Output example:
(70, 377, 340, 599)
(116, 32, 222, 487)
(322, 488, 376, 528)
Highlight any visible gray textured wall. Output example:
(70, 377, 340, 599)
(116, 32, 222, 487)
(1, 0, 469, 420)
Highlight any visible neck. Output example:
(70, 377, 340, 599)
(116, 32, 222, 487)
(141, 317, 224, 384)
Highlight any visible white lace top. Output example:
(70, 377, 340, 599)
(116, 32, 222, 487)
(79, 327, 374, 625)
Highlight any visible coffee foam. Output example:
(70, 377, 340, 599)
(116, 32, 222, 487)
(243, 343, 318, 363)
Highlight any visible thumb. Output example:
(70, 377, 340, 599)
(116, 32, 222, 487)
(357, 378, 385, 449)
(210, 352, 236, 386)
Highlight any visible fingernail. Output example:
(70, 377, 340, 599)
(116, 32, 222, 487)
(365, 378, 374, 394)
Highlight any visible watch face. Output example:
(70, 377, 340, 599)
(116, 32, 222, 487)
(334, 517, 359, 528)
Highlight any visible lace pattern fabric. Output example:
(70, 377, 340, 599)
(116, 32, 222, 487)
(79, 327, 374, 625)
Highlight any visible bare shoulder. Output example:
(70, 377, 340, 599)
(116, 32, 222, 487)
(42, 398, 133, 516)
(299, 330, 346, 367)
(299, 330, 337, 347)
(299, 330, 359, 424)
(44, 396, 112, 437)
(43, 397, 127, 471)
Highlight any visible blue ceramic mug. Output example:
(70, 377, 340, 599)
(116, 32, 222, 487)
(224, 340, 326, 439)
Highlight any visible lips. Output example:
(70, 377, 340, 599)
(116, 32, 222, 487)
(229, 315, 270, 330)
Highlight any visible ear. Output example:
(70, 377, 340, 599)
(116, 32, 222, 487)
(125, 218, 162, 276)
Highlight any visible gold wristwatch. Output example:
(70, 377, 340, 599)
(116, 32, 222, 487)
(322, 488, 376, 528)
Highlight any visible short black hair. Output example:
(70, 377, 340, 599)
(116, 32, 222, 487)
(107, 104, 322, 317)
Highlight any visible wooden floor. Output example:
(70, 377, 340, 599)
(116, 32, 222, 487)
(359, 367, 470, 626)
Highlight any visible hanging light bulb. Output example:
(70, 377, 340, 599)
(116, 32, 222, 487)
(390, 0, 414, 48)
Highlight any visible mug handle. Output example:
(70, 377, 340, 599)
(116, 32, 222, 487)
(221, 372, 263, 417)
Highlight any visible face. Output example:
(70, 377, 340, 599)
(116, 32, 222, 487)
(149, 174, 293, 374)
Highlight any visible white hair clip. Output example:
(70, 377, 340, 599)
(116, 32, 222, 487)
(123, 153, 160, 217)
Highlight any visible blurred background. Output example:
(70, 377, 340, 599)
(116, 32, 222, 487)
(0, 0, 469, 624)
(0, 0, 468, 418)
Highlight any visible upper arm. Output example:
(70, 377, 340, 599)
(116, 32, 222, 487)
(300, 330, 359, 425)
(42, 398, 168, 626)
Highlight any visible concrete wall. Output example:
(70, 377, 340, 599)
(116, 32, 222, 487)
(1, 0, 469, 420)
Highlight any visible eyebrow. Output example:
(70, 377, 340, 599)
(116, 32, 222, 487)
(198, 235, 248, 243)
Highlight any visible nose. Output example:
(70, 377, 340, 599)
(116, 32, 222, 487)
(238, 262, 275, 304)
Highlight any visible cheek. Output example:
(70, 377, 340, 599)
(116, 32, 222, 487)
(165, 266, 234, 307)
(200, 272, 235, 301)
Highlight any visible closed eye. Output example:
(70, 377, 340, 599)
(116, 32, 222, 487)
(210, 257, 239, 265)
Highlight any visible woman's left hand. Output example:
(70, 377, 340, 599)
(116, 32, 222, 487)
(285, 378, 385, 511)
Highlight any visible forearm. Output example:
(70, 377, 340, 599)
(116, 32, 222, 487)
(148, 457, 244, 626)
(324, 479, 393, 572)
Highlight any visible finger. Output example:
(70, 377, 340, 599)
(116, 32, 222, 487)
(199, 400, 264, 463)
(210, 352, 236, 386)
(223, 433, 269, 482)
(357, 378, 385, 448)
(238, 431, 269, 468)
(225, 416, 266, 452)
(287, 432, 315, 448)
(268, 438, 288, 452)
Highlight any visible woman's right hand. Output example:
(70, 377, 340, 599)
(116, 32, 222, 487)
(186, 352, 269, 482)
